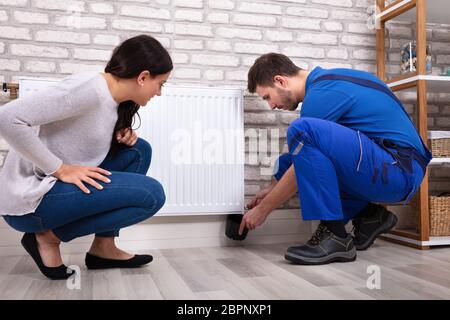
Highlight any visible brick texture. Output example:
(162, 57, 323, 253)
(0, 0, 449, 207)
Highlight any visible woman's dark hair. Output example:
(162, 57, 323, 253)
(247, 53, 302, 93)
(105, 34, 173, 155)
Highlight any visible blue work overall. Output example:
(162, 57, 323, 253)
(274, 73, 431, 224)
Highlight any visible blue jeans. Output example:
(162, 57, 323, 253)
(274, 117, 425, 223)
(3, 138, 166, 242)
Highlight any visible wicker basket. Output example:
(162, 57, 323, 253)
(429, 131, 450, 158)
(429, 194, 450, 236)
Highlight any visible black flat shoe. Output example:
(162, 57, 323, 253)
(85, 252, 153, 270)
(21, 233, 75, 280)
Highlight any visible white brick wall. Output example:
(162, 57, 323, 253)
(93, 34, 121, 46)
(24, 60, 56, 73)
(121, 5, 170, 20)
(282, 17, 322, 30)
(233, 13, 277, 27)
(0, 26, 31, 40)
(112, 19, 163, 32)
(32, 0, 86, 12)
(10, 44, 69, 58)
(206, 12, 229, 24)
(35, 30, 90, 44)
(323, 21, 343, 32)
(54, 16, 107, 29)
(0, 10, 8, 22)
(0, 0, 449, 204)
(0, 0, 27, 6)
(238, 2, 282, 15)
(89, 2, 114, 15)
(215, 27, 262, 40)
(0, 58, 21, 71)
(174, 0, 203, 9)
(14, 11, 49, 24)
(73, 48, 111, 61)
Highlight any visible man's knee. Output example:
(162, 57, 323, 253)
(287, 118, 312, 152)
(287, 117, 335, 152)
(274, 153, 292, 180)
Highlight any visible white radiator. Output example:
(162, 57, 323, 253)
(139, 85, 245, 215)
(18, 78, 245, 216)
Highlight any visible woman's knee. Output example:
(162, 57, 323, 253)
(3, 214, 45, 233)
(141, 177, 166, 213)
(134, 138, 152, 158)
(126, 138, 150, 174)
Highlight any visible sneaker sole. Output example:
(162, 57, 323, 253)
(284, 247, 357, 265)
(355, 212, 398, 251)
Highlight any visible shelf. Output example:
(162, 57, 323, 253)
(387, 74, 450, 92)
(376, 0, 449, 24)
(391, 228, 421, 240)
(376, 0, 449, 251)
(382, 233, 450, 246)
(430, 157, 450, 165)
(376, 0, 416, 23)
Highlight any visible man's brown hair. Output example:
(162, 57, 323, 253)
(247, 53, 302, 93)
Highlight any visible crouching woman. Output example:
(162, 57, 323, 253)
(0, 35, 172, 279)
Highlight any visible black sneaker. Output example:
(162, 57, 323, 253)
(352, 204, 398, 251)
(285, 224, 356, 265)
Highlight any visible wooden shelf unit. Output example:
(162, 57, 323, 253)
(376, 0, 450, 249)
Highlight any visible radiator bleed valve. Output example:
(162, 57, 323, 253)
(225, 210, 249, 241)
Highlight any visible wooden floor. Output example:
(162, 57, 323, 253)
(1, 240, 450, 300)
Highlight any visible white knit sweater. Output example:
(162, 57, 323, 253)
(0, 72, 118, 216)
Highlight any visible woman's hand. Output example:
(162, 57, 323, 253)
(52, 164, 112, 194)
(116, 128, 138, 146)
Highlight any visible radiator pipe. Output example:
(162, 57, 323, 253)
(2, 83, 19, 100)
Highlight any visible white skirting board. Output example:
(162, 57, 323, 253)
(0, 209, 310, 257)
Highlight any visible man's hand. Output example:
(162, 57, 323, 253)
(116, 128, 138, 146)
(246, 181, 277, 210)
(239, 205, 270, 235)
(239, 165, 298, 236)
